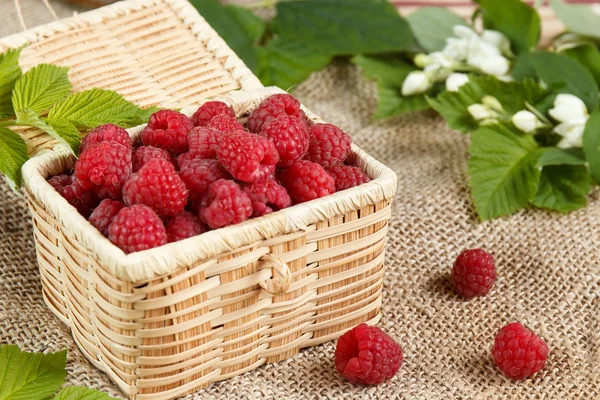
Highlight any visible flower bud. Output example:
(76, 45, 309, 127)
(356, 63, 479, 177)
(468, 104, 494, 121)
(549, 94, 588, 123)
(401, 71, 432, 96)
(453, 25, 477, 40)
(446, 73, 470, 92)
(482, 96, 505, 113)
(555, 121, 586, 149)
(477, 55, 510, 77)
(414, 53, 432, 68)
(424, 64, 452, 82)
(512, 110, 540, 133)
(443, 38, 468, 61)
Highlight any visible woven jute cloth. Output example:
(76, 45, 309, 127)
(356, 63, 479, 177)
(1, 2, 599, 400)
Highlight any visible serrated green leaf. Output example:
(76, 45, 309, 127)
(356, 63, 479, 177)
(583, 111, 600, 184)
(226, 6, 266, 45)
(53, 386, 114, 400)
(0, 345, 67, 400)
(468, 123, 540, 220)
(407, 7, 466, 53)
(563, 44, 600, 87)
(537, 147, 586, 167)
(0, 47, 24, 118)
(12, 64, 71, 115)
(0, 127, 28, 189)
(257, 38, 331, 89)
(16, 108, 80, 153)
(551, 0, 600, 40)
(272, 0, 416, 56)
(375, 86, 430, 119)
(533, 165, 590, 213)
(476, 0, 541, 54)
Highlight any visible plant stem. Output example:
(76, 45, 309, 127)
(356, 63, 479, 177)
(0, 120, 19, 128)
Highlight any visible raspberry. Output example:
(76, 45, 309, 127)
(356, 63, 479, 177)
(74, 142, 132, 200)
(80, 124, 131, 153)
(141, 110, 193, 154)
(191, 101, 235, 127)
(492, 322, 549, 380)
(48, 174, 71, 191)
(335, 324, 403, 385)
(165, 211, 208, 243)
(452, 249, 496, 299)
(177, 127, 223, 167)
(279, 160, 335, 204)
(243, 179, 292, 217)
(132, 146, 173, 172)
(179, 159, 230, 203)
(327, 165, 370, 191)
(108, 205, 167, 253)
(89, 199, 124, 237)
(206, 114, 244, 133)
(261, 115, 309, 168)
(217, 131, 279, 183)
(305, 123, 352, 168)
(247, 94, 304, 133)
(198, 180, 252, 229)
(123, 159, 188, 217)
(49, 174, 99, 218)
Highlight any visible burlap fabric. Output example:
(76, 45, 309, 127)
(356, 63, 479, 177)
(1, 2, 599, 399)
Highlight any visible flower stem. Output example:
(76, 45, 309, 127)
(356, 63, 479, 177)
(0, 120, 19, 128)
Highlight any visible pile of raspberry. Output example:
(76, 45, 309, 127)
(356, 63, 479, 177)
(46, 94, 371, 254)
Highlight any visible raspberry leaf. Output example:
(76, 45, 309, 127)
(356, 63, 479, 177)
(468, 122, 540, 220)
(15, 108, 80, 154)
(406, 7, 467, 53)
(562, 44, 600, 87)
(0, 128, 28, 189)
(583, 111, 600, 184)
(533, 165, 591, 213)
(53, 386, 114, 400)
(537, 147, 586, 167)
(0, 46, 24, 119)
(551, 0, 600, 40)
(12, 64, 71, 115)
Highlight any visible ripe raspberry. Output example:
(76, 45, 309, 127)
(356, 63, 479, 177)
(141, 110, 193, 154)
(327, 165, 371, 191)
(217, 131, 279, 183)
(305, 123, 352, 168)
(452, 249, 496, 299)
(206, 114, 244, 133)
(261, 115, 309, 168)
(108, 205, 167, 253)
(132, 146, 173, 172)
(243, 179, 292, 217)
(48, 174, 71, 191)
(335, 324, 403, 385)
(165, 211, 208, 243)
(177, 127, 223, 167)
(49, 174, 99, 218)
(492, 322, 549, 380)
(198, 179, 252, 229)
(191, 101, 235, 127)
(80, 124, 132, 153)
(74, 142, 132, 200)
(123, 159, 188, 217)
(179, 159, 230, 203)
(279, 160, 335, 204)
(89, 199, 124, 237)
(247, 94, 304, 133)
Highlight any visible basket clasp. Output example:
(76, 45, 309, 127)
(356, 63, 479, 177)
(257, 254, 291, 295)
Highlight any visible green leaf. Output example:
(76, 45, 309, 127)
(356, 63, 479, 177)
(533, 165, 591, 213)
(407, 7, 466, 52)
(0, 47, 24, 118)
(476, 0, 541, 54)
(0, 127, 28, 189)
(16, 108, 80, 153)
(53, 386, 114, 400)
(226, 6, 266, 45)
(537, 147, 586, 167)
(257, 38, 331, 89)
(375, 86, 430, 119)
(583, 111, 600, 184)
(272, 0, 417, 56)
(48, 88, 150, 129)
(551, 0, 600, 40)
(0, 345, 67, 400)
(512, 52, 537, 80)
(563, 44, 600, 87)
(12, 64, 71, 115)
(468, 123, 540, 220)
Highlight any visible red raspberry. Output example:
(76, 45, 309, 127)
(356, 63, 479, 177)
(48, 174, 71, 191)
(89, 199, 124, 237)
(108, 205, 167, 253)
(217, 131, 279, 183)
(132, 146, 173, 172)
(247, 94, 304, 133)
(492, 322, 549, 380)
(452, 249, 496, 299)
(327, 165, 370, 191)
(198, 179, 252, 229)
(279, 160, 335, 204)
(261, 115, 309, 168)
(191, 101, 235, 127)
(305, 123, 352, 168)
(141, 110, 193, 154)
(80, 124, 131, 153)
(206, 114, 244, 133)
(177, 127, 223, 167)
(49, 174, 100, 218)
(335, 324, 403, 385)
(179, 159, 230, 203)
(74, 142, 132, 200)
(243, 179, 292, 217)
(165, 211, 208, 243)
(123, 159, 188, 217)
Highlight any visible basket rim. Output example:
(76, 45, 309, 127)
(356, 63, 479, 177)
(22, 87, 398, 283)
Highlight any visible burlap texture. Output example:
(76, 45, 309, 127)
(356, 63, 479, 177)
(1, 2, 599, 399)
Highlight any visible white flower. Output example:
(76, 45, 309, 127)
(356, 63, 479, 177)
(429, 51, 454, 68)
(424, 64, 452, 82)
(478, 55, 511, 77)
(453, 25, 478, 40)
(512, 110, 541, 133)
(555, 120, 586, 149)
(548, 94, 588, 123)
(468, 104, 494, 121)
(446, 73, 470, 92)
(401, 71, 432, 96)
(482, 96, 504, 113)
(443, 37, 469, 61)
(480, 30, 512, 56)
